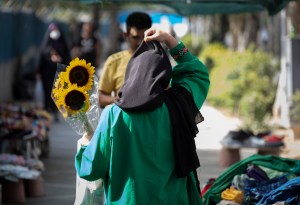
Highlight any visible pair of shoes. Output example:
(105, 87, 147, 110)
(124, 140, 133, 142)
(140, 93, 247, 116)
(264, 135, 282, 142)
(243, 136, 265, 148)
(220, 130, 253, 148)
(228, 130, 253, 141)
(220, 136, 244, 148)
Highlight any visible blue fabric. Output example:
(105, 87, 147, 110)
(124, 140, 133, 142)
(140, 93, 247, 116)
(256, 176, 300, 205)
(243, 175, 288, 204)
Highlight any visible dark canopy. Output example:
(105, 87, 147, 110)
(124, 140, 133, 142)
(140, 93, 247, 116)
(78, 0, 295, 16)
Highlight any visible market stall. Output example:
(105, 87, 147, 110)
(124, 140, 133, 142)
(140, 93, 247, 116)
(0, 102, 51, 204)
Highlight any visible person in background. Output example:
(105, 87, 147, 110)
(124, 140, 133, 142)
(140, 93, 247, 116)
(75, 28, 210, 205)
(98, 11, 152, 107)
(72, 21, 101, 69)
(37, 22, 71, 121)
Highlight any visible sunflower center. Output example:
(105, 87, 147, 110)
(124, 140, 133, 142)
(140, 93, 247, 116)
(69, 66, 89, 86)
(65, 90, 86, 111)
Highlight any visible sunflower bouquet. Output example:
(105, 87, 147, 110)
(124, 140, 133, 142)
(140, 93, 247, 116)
(52, 58, 100, 136)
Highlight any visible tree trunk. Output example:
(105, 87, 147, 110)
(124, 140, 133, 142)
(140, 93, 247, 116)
(289, 1, 300, 37)
(228, 14, 245, 51)
(210, 14, 229, 44)
(243, 13, 260, 50)
(91, 4, 101, 32)
(107, 3, 120, 57)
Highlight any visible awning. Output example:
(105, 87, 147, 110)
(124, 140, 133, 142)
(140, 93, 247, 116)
(78, 0, 294, 16)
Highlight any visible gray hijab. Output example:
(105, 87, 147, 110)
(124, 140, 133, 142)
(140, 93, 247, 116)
(115, 40, 172, 112)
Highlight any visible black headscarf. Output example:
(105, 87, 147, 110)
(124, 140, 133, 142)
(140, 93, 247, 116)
(115, 41, 203, 179)
(115, 41, 172, 111)
(40, 22, 70, 64)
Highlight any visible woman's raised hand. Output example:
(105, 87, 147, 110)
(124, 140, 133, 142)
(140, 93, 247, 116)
(144, 27, 178, 50)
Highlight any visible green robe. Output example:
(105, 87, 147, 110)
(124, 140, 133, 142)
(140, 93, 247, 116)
(75, 42, 210, 205)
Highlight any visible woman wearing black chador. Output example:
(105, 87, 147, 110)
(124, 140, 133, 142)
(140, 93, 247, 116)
(37, 22, 71, 121)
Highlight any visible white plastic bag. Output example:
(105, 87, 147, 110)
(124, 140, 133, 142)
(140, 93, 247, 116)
(74, 176, 104, 205)
(74, 140, 105, 205)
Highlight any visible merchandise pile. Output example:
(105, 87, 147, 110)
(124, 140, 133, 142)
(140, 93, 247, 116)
(0, 154, 43, 182)
(203, 154, 300, 205)
(0, 102, 51, 158)
(0, 102, 51, 203)
(220, 130, 285, 149)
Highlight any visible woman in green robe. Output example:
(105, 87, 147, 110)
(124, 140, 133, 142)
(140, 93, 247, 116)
(75, 28, 210, 205)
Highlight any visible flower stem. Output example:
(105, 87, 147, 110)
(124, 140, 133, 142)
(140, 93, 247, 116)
(78, 112, 94, 136)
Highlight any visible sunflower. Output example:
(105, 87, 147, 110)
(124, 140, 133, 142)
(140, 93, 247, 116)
(52, 86, 62, 99)
(52, 72, 68, 98)
(59, 84, 90, 116)
(65, 58, 94, 91)
(56, 71, 68, 86)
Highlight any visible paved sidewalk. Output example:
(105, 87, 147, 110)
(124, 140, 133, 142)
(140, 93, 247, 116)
(2, 105, 241, 205)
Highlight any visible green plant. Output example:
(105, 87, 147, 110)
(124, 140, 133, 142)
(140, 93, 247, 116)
(199, 44, 280, 133)
(181, 33, 205, 56)
(290, 90, 300, 123)
(199, 43, 237, 108)
(228, 48, 279, 131)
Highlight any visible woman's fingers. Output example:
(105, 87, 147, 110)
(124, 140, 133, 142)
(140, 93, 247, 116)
(144, 27, 156, 37)
(144, 27, 160, 42)
(144, 27, 171, 46)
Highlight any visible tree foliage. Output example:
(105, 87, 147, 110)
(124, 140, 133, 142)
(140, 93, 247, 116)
(290, 90, 300, 123)
(200, 43, 280, 132)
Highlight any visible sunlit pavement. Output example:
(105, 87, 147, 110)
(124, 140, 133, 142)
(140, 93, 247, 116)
(196, 104, 242, 150)
(196, 104, 243, 186)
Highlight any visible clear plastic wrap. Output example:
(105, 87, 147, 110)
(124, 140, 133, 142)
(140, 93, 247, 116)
(51, 58, 101, 136)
